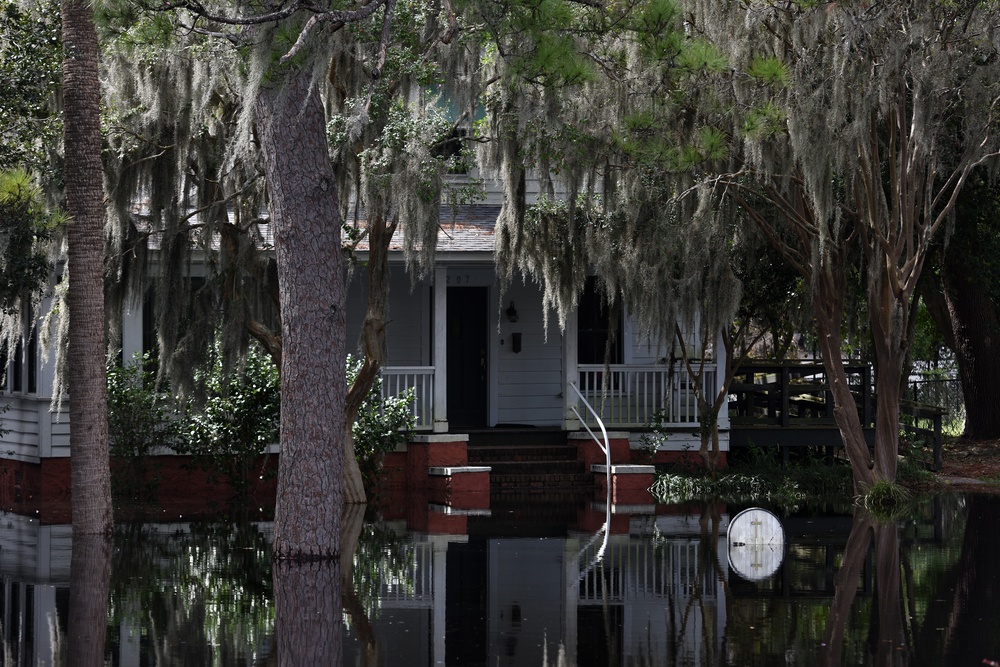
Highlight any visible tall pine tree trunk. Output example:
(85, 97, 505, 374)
(62, 0, 112, 535)
(256, 64, 346, 559)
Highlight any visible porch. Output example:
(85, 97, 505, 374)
(382, 362, 723, 437)
(382, 359, 944, 469)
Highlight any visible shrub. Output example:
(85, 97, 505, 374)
(860, 480, 912, 520)
(179, 343, 280, 498)
(347, 355, 415, 494)
(107, 353, 181, 500)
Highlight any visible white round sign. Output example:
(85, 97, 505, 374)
(727, 507, 785, 581)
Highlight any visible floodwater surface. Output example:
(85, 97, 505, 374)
(1, 493, 998, 665)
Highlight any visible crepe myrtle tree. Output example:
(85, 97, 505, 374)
(683, 0, 1000, 493)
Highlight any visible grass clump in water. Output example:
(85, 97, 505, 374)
(860, 480, 912, 520)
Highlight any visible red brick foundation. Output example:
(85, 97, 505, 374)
(571, 431, 632, 469)
(593, 464, 656, 505)
(372, 434, 492, 528)
(0, 455, 278, 523)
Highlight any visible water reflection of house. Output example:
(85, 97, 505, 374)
(0, 515, 276, 666)
(344, 513, 730, 666)
(0, 508, 727, 665)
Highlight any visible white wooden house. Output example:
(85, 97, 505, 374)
(0, 174, 729, 477)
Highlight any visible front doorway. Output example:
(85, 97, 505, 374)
(447, 286, 489, 428)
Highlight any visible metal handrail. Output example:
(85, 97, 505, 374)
(569, 381, 611, 477)
(569, 381, 611, 568)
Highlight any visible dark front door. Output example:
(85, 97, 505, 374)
(447, 286, 488, 427)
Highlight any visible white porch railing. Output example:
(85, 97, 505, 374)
(379, 363, 718, 431)
(381, 367, 434, 430)
(577, 364, 719, 428)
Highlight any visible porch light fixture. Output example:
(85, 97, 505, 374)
(506, 301, 519, 323)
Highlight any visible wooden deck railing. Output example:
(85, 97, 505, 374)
(728, 361, 874, 428)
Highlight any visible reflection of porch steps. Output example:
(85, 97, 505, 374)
(468, 495, 587, 537)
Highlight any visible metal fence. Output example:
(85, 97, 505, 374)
(908, 376, 964, 429)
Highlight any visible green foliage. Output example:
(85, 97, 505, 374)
(507, 0, 596, 85)
(179, 343, 280, 497)
(350, 520, 413, 620)
(0, 170, 60, 314)
(110, 520, 274, 658)
(746, 55, 790, 87)
(107, 352, 181, 499)
(0, 0, 61, 175)
(676, 38, 728, 73)
(634, 0, 683, 60)
(742, 101, 786, 140)
(650, 471, 805, 508)
(347, 355, 415, 494)
(651, 445, 853, 510)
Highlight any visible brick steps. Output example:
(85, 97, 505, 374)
(467, 438, 595, 493)
(469, 443, 579, 463)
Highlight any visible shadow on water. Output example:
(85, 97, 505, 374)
(3, 493, 1000, 664)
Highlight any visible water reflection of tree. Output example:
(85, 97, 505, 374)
(109, 520, 274, 664)
(340, 504, 414, 665)
(68, 533, 112, 666)
(927, 494, 1000, 664)
(821, 511, 907, 666)
(825, 498, 1000, 666)
(650, 503, 730, 666)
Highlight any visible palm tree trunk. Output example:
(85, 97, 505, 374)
(62, 0, 112, 534)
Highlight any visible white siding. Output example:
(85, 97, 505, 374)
(446, 169, 598, 207)
(494, 281, 564, 426)
(345, 265, 430, 367)
(0, 516, 72, 584)
(0, 395, 74, 461)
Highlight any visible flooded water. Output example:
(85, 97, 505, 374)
(1, 492, 999, 665)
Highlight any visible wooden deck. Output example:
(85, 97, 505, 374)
(729, 361, 944, 469)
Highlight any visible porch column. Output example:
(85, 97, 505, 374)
(716, 329, 730, 430)
(563, 310, 580, 430)
(121, 302, 144, 364)
(433, 265, 449, 433)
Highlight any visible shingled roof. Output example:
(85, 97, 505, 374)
(350, 204, 501, 254)
(135, 203, 502, 258)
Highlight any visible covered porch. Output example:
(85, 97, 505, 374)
(354, 262, 728, 453)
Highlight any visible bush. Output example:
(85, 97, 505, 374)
(347, 355, 415, 494)
(178, 343, 280, 498)
(107, 353, 181, 500)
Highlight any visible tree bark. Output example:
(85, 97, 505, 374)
(812, 263, 875, 493)
(62, 0, 112, 534)
(942, 253, 1000, 439)
(256, 64, 345, 558)
(343, 212, 396, 502)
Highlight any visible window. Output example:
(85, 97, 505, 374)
(577, 277, 622, 365)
